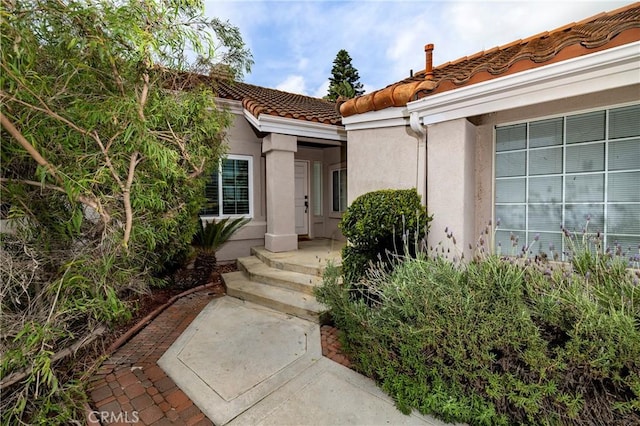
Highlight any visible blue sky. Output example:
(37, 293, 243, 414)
(204, 0, 629, 98)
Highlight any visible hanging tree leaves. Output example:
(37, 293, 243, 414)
(0, 0, 252, 423)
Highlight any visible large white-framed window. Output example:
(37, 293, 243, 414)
(201, 154, 253, 218)
(494, 103, 640, 257)
(330, 165, 347, 213)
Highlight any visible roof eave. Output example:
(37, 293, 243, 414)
(244, 110, 346, 142)
(407, 41, 640, 126)
(342, 106, 409, 131)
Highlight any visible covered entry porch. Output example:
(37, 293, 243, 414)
(262, 130, 346, 253)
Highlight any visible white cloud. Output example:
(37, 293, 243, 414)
(313, 80, 330, 99)
(276, 75, 307, 95)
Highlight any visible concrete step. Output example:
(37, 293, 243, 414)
(223, 271, 327, 323)
(251, 243, 342, 277)
(237, 256, 321, 295)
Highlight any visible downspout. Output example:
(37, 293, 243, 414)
(409, 43, 433, 207)
(410, 111, 427, 207)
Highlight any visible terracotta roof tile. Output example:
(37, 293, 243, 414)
(170, 73, 342, 126)
(216, 80, 341, 125)
(341, 3, 640, 117)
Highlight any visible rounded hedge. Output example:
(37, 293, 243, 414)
(339, 189, 432, 284)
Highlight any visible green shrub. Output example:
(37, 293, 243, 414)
(339, 189, 431, 284)
(316, 235, 640, 425)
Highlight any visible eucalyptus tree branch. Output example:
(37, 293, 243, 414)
(138, 71, 150, 121)
(110, 59, 126, 96)
(0, 325, 107, 391)
(94, 131, 124, 188)
(0, 112, 60, 180)
(164, 122, 204, 177)
(0, 87, 91, 139)
(122, 152, 140, 250)
(188, 159, 206, 179)
(0, 178, 111, 225)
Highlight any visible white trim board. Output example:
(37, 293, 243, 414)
(245, 111, 347, 142)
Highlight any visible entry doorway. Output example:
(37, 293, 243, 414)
(294, 160, 309, 235)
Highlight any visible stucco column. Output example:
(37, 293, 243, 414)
(262, 133, 298, 252)
(426, 118, 476, 260)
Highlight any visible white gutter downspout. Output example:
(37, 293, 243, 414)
(410, 110, 427, 207)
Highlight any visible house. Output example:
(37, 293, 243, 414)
(192, 77, 346, 261)
(340, 3, 640, 259)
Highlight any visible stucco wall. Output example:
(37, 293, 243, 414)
(426, 118, 476, 259)
(347, 126, 420, 203)
(344, 85, 639, 263)
(210, 111, 267, 262)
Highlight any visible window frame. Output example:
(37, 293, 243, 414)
(493, 103, 640, 257)
(329, 164, 347, 215)
(201, 154, 254, 220)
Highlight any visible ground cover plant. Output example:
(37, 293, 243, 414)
(318, 207, 640, 425)
(0, 0, 251, 423)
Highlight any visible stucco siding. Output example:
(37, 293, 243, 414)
(347, 126, 420, 204)
(426, 118, 476, 259)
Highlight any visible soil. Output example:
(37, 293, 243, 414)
(111, 262, 237, 343)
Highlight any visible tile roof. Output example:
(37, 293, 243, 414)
(216, 80, 342, 126)
(171, 73, 342, 126)
(340, 3, 640, 117)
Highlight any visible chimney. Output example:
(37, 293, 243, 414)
(424, 43, 434, 80)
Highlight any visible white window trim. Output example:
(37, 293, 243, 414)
(493, 103, 640, 255)
(200, 154, 254, 220)
(329, 163, 347, 216)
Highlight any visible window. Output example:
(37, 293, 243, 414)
(313, 161, 323, 216)
(331, 167, 347, 213)
(202, 155, 252, 218)
(494, 104, 640, 256)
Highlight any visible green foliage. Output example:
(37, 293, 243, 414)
(194, 217, 251, 253)
(0, 0, 252, 422)
(326, 49, 365, 101)
(339, 189, 431, 284)
(316, 232, 640, 425)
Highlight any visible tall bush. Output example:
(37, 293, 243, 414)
(0, 0, 252, 423)
(316, 232, 640, 425)
(339, 189, 431, 285)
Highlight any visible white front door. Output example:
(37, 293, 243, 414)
(294, 160, 309, 235)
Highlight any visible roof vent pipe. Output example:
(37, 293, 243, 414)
(424, 44, 434, 80)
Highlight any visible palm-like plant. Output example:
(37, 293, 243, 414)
(193, 217, 250, 281)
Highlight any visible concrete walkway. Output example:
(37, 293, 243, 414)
(88, 288, 456, 425)
(158, 296, 451, 426)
